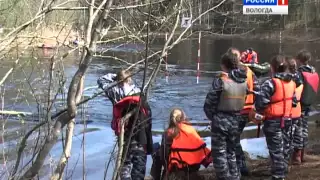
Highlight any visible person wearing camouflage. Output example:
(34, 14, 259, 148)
(295, 50, 319, 163)
(204, 52, 247, 180)
(255, 55, 297, 180)
(121, 141, 148, 180)
(227, 47, 260, 176)
(285, 56, 304, 165)
(98, 70, 153, 180)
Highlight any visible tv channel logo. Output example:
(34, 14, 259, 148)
(243, 0, 288, 15)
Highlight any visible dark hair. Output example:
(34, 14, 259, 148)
(270, 55, 288, 73)
(296, 50, 311, 65)
(221, 52, 238, 70)
(227, 47, 239, 54)
(285, 56, 297, 73)
(248, 47, 253, 51)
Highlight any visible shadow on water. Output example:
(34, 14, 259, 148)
(1, 37, 320, 179)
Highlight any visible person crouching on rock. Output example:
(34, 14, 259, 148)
(285, 56, 304, 165)
(151, 108, 212, 180)
(203, 52, 247, 180)
(254, 55, 297, 180)
(97, 70, 153, 180)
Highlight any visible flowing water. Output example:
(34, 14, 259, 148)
(0, 37, 320, 179)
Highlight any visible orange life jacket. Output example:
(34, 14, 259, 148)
(264, 78, 296, 125)
(241, 67, 255, 114)
(168, 123, 212, 172)
(246, 51, 258, 63)
(291, 84, 303, 118)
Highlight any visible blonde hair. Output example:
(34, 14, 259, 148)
(167, 108, 187, 138)
(116, 70, 132, 84)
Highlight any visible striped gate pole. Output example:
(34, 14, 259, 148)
(197, 31, 201, 84)
(165, 33, 168, 83)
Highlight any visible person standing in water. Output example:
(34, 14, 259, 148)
(254, 55, 297, 180)
(204, 52, 247, 180)
(294, 50, 319, 163)
(227, 47, 259, 176)
(97, 70, 153, 180)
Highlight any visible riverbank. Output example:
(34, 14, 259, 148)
(2, 27, 320, 53)
(145, 124, 320, 180)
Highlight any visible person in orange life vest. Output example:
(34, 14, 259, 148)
(254, 55, 297, 180)
(295, 50, 319, 163)
(244, 48, 258, 64)
(227, 47, 260, 176)
(204, 53, 247, 180)
(151, 108, 212, 180)
(285, 57, 304, 165)
(97, 70, 153, 180)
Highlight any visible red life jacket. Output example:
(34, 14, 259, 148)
(111, 95, 148, 136)
(301, 72, 319, 107)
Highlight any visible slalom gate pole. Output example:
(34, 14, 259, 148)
(165, 33, 168, 83)
(196, 31, 201, 84)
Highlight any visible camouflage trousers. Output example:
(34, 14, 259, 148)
(235, 116, 248, 172)
(301, 112, 309, 148)
(121, 142, 147, 180)
(211, 113, 241, 180)
(263, 119, 293, 179)
(292, 117, 303, 150)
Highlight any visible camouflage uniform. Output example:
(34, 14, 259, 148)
(235, 67, 260, 174)
(301, 112, 309, 148)
(210, 113, 242, 180)
(121, 141, 147, 180)
(291, 72, 304, 150)
(97, 73, 141, 105)
(204, 69, 247, 180)
(235, 116, 248, 173)
(297, 65, 316, 148)
(255, 73, 297, 179)
(98, 73, 153, 180)
(292, 117, 303, 150)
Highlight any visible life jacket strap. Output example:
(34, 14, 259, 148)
(170, 143, 206, 152)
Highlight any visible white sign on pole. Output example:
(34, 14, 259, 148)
(181, 17, 191, 28)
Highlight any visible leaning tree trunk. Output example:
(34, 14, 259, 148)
(18, 0, 114, 179)
(50, 75, 84, 180)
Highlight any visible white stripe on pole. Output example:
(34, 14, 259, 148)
(165, 33, 168, 83)
(197, 31, 201, 84)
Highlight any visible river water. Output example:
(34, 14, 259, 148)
(1, 37, 320, 179)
